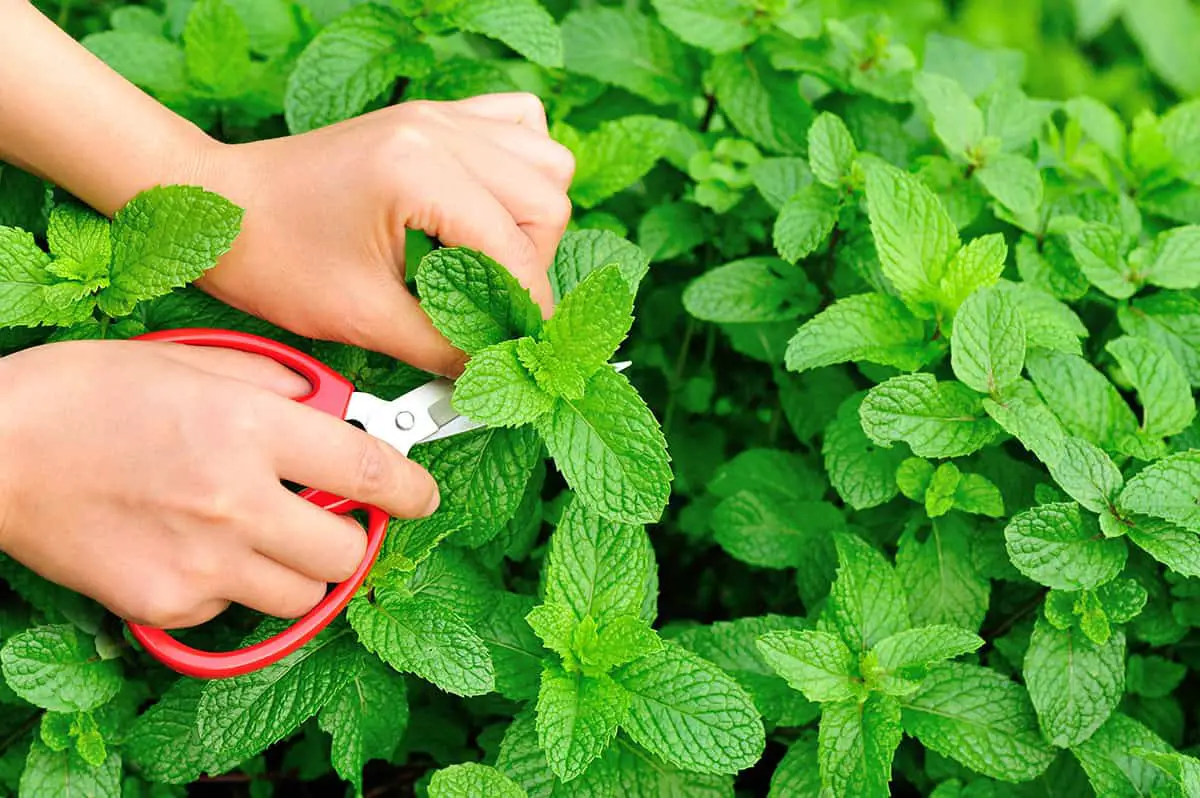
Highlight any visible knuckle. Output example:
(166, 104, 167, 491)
(514, 92, 548, 125)
(128, 581, 203, 629)
(351, 438, 396, 499)
(545, 143, 576, 186)
(327, 520, 368, 582)
(278, 581, 327, 619)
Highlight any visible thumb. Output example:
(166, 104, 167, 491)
(350, 278, 468, 379)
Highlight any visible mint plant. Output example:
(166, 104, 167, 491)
(8, 0, 1200, 797)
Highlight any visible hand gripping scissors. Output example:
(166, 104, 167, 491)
(125, 327, 489, 679)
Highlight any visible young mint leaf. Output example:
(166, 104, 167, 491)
(785, 292, 932, 373)
(924, 463, 961, 517)
(612, 642, 764, 775)
(578, 615, 662, 675)
(317, 650, 408, 795)
(866, 625, 983, 696)
(954, 473, 1005, 517)
(817, 694, 903, 798)
(536, 667, 629, 782)
(1138, 751, 1200, 797)
(772, 184, 840, 262)
(683, 255, 819, 323)
(46, 203, 110, 290)
(824, 532, 911, 652)
(900, 662, 1056, 782)
(896, 517, 990, 631)
(860, 374, 1001, 458)
(897, 458, 934, 502)
(914, 72, 984, 157)
(755, 630, 861, 703)
(97, 185, 243, 317)
(950, 284, 1026, 394)
(1124, 518, 1200, 578)
(862, 157, 960, 315)
(1118, 450, 1200, 532)
(650, 0, 760, 53)
(183, 0, 250, 99)
(1106, 335, 1196, 438)
(710, 46, 813, 154)
(0, 227, 92, 327)
(415, 247, 543, 355)
(284, 6, 432, 133)
(938, 233, 1007, 311)
(19, 739, 120, 798)
(451, 0, 563, 69)
(560, 116, 679, 208)
(550, 229, 650, 301)
(452, 340, 555, 427)
(526, 603, 579, 668)
(809, 111, 858, 188)
(535, 367, 671, 524)
(975, 153, 1043, 216)
(543, 264, 634, 374)
(823, 393, 906, 510)
(1118, 293, 1200, 386)
(347, 589, 495, 697)
(429, 762, 528, 798)
(1004, 502, 1127, 590)
(194, 624, 358, 762)
(0, 624, 120, 712)
(560, 7, 692, 106)
(1070, 712, 1173, 796)
(1023, 614, 1124, 748)
(543, 497, 656, 627)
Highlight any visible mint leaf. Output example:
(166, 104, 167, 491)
(1067, 222, 1134, 299)
(786, 293, 932, 373)
(536, 667, 629, 781)
(1125, 518, 1200, 578)
(939, 233, 1008, 311)
(613, 642, 764, 775)
(769, 736, 822, 798)
(561, 116, 679, 209)
(650, 0, 760, 53)
(1025, 349, 1140, 454)
(477, 593, 546, 702)
(860, 374, 1001, 458)
(195, 624, 357, 762)
(863, 158, 960, 315)
(824, 532, 910, 652)
(429, 762, 528, 798)
(896, 517, 991, 631)
(818, 694, 903, 797)
(1004, 502, 1127, 590)
(756, 630, 861, 703)
(0, 624, 120, 712)
(347, 589, 495, 696)
(284, 6, 432, 133)
(544, 264, 634, 373)
(535, 366, 671, 524)
(46, 203, 110, 290)
(823, 393, 906, 510)
(1106, 335, 1195, 438)
(1118, 450, 1200, 532)
(809, 112, 858, 188)
(1141, 226, 1200, 289)
(772, 185, 840, 262)
(560, 7, 691, 106)
(19, 739, 120, 798)
(97, 185, 242, 317)
(526, 603, 578, 667)
(452, 0, 562, 69)
(550, 229, 650, 301)
(710, 46, 813, 155)
(317, 650, 408, 793)
(901, 662, 1056, 782)
(914, 72, 984, 157)
(183, 0, 250, 99)
(415, 247, 543, 355)
(1118, 293, 1200, 387)
(976, 153, 1043, 216)
(544, 497, 656, 627)
(950, 285, 1026, 394)
(0, 227, 90, 327)
(994, 280, 1088, 356)
(124, 679, 239, 784)
(453, 341, 554, 428)
(710, 492, 841, 570)
(1070, 712, 1173, 796)
(870, 626, 984, 679)
(1045, 437, 1124, 514)
(578, 616, 662, 674)
(1024, 614, 1123, 748)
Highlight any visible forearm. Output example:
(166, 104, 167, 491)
(0, 0, 216, 215)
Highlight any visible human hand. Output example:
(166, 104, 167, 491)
(185, 93, 575, 377)
(0, 339, 439, 629)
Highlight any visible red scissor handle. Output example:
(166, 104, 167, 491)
(126, 328, 389, 679)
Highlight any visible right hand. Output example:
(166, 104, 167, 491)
(0, 338, 440, 629)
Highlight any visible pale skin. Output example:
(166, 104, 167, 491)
(0, 1, 574, 629)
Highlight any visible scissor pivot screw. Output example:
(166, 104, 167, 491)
(394, 411, 415, 430)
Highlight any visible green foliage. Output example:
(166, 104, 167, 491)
(9, 0, 1200, 796)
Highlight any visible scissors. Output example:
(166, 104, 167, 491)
(124, 327, 488, 679)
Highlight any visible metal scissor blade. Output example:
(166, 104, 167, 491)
(349, 360, 635, 452)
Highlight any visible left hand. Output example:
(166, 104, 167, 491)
(184, 93, 575, 377)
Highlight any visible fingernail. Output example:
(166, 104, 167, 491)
(423, 484, 441, 516)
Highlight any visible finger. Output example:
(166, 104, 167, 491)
(252, 489, 369, 584)
(222, 553, 329, 619)
(449, 130, 571, 282)
(258, 394, 441, 520)
(147, 342, 312, 398)
(447, 92, 549, 134)
(351, 277, 469, 378)
(404, 154, 554, 314)
(460, 116, 575, 189)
